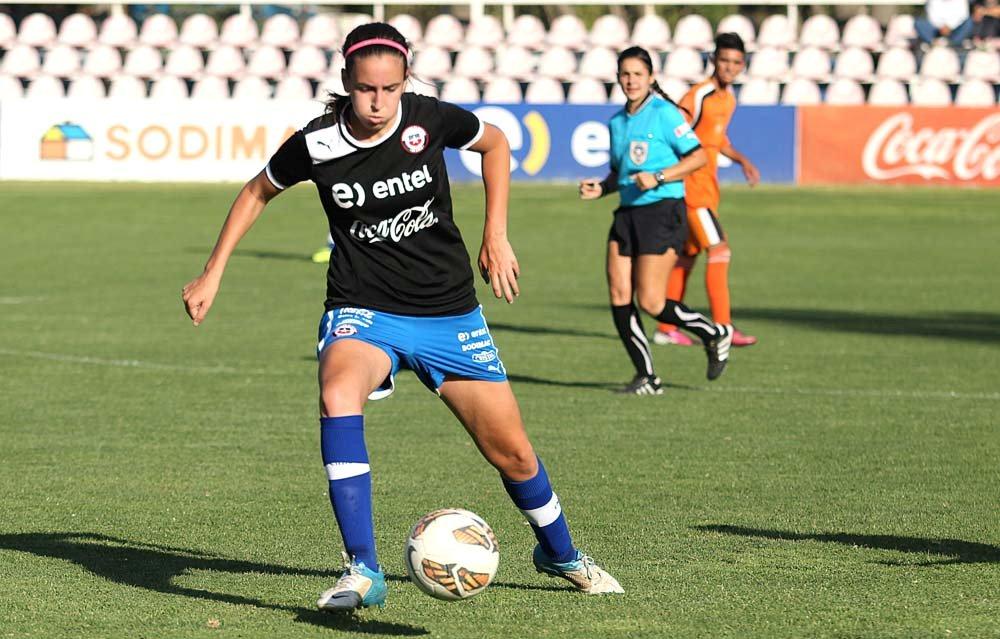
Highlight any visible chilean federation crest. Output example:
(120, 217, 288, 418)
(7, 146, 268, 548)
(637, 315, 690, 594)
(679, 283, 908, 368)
(401, 125, 429, 154)
(629, 140, 649, 165)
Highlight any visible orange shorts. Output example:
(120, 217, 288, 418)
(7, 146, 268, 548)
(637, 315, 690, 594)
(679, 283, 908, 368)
(683, 206, 726, 256)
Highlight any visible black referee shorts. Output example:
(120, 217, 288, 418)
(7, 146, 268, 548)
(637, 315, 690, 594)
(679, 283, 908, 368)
(608, 197, 688, 257)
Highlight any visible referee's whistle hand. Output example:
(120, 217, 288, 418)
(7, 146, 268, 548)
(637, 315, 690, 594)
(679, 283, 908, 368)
(632, 172, 658, 191)
(579, 180, 602, 200)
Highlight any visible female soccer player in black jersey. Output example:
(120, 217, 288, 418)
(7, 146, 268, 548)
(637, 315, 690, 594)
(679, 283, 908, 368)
(580, 46, 733, 396)
(182, 23, 622, 610)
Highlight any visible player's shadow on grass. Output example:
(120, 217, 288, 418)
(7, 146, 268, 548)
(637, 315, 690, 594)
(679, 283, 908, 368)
(508, 373, 699, 393)
(0, 532, 427, 635)
(734, 308, 1000, 344)
(697, 525, 1000, 566)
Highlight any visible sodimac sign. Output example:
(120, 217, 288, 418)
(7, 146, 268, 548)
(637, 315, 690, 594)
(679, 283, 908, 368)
(799, 106, 1000, 186)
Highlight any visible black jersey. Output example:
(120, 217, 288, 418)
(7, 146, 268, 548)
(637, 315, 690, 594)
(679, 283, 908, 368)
(265, 93, 485, 316)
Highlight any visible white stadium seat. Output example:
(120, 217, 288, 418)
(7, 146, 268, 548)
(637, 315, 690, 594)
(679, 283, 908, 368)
(328, 51, 345, 75)
(757, 14, 795, 49)
(507, 15, 546, 49)
(963, 50, 1000, 82)
(25, 74, 64, 98)
(82, 45, 122, 77)
(67, 74, 106, 99)
(388, 14, 422, 46)
(465, 16, 505, 49)
(233, 75, 272, 100)
(340, 14, 375, 36)
(876, 47, 917, 81)
(798, 14, 839, 50)
(274, 75, 313, 100)
(631, 14, 671, 50)
(411, 46, 452, 80)
(577, 47, 619, 81)
(791, 47, 831, 82)
(301, 14, 340, 49)
(548, 14, 588, 49)
(288, 46, 328, 79)
(316, 75, 345, 99)
(673, 14, 713, 50)
(440, 77, 480, 102)
(824, 78, 865, 105)
(536, 46, 577, 80)
(179, 13, 219, 48)
(664, 47, 704, 82)
(833, 47, 875, 82)
(716, 14, 756, 48)
(738, 77, 779, 104)
(841, 14, 882, 50)
(205, 45, 246, 78)
(494, 45, 535, 79)
(453, 46, 494, 79)
(567, 77, 608, 103)
(406, 77, 438, 98)
(1, 44, 41, 77)
(747, 47, 788, 80)
(58, 13, 98, 47)
(42, 44, 81, 77)
(18, 13, 57, 47)
(123, 45, 163, 78)
(247, 45, 286, 79)
(164, 45, 204, 78)
(0, 73, 23, 98)
(424, 14, 463, 50)
(884, 14, 916, 48)
(920, 46, 961, 82)
(781, 77, 821, 105)
(909, 78, 951, 106)
(0, 13, 16, 48)
(108, 74, 147, 99)
(482, 76, 523, 103)
(657, 76, 689, 102)
(139, 14, 178, 48)
(589, 14, 629, 49)
(954, 79, 996, 106)
(191, 75, 230, 99)
(149, 75, 189, 100)
(260, 13, 299, 49)
(98, 14, 137, 47)
(524, 77, 565, 103)
(219, 13, 259, 48)
(609, 82, 625, 103)
(867, 78, 908, 105)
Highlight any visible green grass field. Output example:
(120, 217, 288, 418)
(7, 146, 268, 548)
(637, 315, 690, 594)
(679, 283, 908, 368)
(1, 182, 998, 638)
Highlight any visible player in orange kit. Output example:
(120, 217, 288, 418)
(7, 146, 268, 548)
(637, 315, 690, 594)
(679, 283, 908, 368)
(654, 32, 760, 348)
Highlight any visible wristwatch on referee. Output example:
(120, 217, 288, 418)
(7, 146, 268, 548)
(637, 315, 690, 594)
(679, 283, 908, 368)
(654, 171, 666, 185)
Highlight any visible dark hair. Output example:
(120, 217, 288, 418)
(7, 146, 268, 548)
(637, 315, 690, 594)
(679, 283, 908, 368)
(714, 32, 746, 55)
(617, 46, 687, 114)
(325, 22, 409, 118)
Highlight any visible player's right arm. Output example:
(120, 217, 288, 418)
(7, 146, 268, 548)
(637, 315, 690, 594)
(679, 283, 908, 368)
(579, 171, 618, 200)
(182, 171, 282, 326)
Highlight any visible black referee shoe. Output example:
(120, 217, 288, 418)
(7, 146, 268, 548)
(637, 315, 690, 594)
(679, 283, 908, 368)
(617, 374, 664, 396)
(705, 324, 733, 381)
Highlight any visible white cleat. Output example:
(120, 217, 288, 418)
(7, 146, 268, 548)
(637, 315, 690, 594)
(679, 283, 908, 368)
(532, 545, 624, 594)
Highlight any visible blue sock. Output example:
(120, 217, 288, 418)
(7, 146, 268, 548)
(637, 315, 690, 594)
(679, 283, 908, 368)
(502, 457, 577, 563)
(320, 415, 378, 570)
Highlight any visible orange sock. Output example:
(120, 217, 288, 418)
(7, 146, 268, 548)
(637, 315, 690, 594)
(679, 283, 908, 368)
(658, 254, 695, 333)
(706, 244, 732, 325)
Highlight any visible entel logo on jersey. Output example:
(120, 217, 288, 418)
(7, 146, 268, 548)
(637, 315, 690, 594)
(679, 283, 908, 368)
(400, 125, 428, 154)
(331, 164, 433, 208)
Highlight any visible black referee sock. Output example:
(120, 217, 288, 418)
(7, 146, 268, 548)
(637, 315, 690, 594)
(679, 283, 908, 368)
(656, 300, 718, 344)
(611, 303, 654, 377)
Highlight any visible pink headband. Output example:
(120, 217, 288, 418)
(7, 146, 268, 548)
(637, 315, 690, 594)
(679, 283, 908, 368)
(344, 38, 409, 58)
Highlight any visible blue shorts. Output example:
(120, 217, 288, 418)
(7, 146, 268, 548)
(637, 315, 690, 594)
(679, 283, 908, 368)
(317, 305, 508, 398)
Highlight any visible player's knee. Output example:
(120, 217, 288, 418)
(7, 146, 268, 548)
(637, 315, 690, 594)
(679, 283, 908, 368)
(608, 286, 632, 306)
(491, 445, 537, 481)
(636, 291, 665, 317)
(319, 382, 366, 417)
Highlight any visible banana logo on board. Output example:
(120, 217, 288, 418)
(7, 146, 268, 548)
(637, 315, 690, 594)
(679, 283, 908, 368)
(459, 107, 550, 177)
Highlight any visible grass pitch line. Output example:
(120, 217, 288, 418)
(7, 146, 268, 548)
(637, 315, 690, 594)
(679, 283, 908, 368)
(700, 384, 1000, 402)
(0, 348, 277, 376)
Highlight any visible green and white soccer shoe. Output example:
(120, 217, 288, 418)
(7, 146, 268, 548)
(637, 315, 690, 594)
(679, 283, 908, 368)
(317, 553, 388, 611)
(532, 545, 624, 594)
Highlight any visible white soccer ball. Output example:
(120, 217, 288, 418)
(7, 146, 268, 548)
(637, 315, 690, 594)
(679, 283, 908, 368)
(404, 508, 500, 601)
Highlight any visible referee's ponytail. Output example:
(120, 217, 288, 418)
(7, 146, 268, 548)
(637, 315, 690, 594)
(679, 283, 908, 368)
(325, 23, 411, 120)
(617, 46, 690, 117)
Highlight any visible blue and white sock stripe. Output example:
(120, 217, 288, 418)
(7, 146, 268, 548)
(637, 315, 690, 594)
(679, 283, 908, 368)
(325, 461, 371, 481)
(519, 492, 563, 528)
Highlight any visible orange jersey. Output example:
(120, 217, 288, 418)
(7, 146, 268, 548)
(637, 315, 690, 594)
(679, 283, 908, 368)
(680, 79, 736, 211)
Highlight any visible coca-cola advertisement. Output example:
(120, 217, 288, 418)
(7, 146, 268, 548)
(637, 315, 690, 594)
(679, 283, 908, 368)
(800, 106, 1000, 186)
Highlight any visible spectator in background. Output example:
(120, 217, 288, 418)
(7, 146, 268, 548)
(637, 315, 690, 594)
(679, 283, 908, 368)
(972, 0, 1000, 45)
(916, 0, 974, 47)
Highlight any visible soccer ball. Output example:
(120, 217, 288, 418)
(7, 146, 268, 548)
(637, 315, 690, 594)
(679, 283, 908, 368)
(404, 508, 500, 601)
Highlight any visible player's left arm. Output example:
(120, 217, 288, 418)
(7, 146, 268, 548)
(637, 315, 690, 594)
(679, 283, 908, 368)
(468, 124, 519, 304)
(720, 141, 761, 187)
